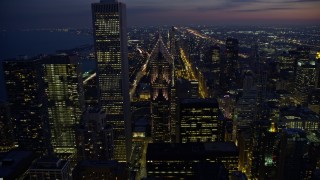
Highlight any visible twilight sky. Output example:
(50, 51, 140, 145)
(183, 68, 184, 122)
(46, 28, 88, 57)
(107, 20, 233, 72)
(0, 0, 319, 29)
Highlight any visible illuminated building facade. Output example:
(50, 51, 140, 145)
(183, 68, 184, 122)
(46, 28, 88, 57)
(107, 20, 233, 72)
(0, 101, 14, 152)
(178, 98, 222, 143)
(278, 51, 296, 76)
(295, 60, 317, 105)
(3, 59, 49, 155)
(43, 55, 84, 159)
(280, 107, 319, 131)
(150, 35, 174, 143)
(92, 0, 131, 162)
(76, 107, 114, 161)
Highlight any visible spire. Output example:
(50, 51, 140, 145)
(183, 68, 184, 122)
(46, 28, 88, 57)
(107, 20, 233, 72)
(149, 34, 173, 65)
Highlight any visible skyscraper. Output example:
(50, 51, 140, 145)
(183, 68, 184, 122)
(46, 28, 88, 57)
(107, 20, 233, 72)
(295, 60, 317, 105)
(223, 38, 239, 90)
(178, 98, 222, 143)
(210, 45, 221, 87)
(92, 0, 131, 162)
(149, 35, 173, 143)
(278, 129, 308, 179)
(169, 27, 178, 142)
(43, 55, 84, 159)
(83, 71, 99, 108)
(0, 101, 14, 152)
(76, 107, 114, 161)
(316, 51, 320, 88)
(3, 59, 49, 155)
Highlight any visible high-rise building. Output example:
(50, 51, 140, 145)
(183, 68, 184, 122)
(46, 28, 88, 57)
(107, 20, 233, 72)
(256, 128, 280, 179)
(92, 0, 131, 162)
(238, 129, 252, 177)
(277, 129, 308, 180)
(0, 101, 14, 152)
(235, 89, 257, 129)
(149, 35, 174, 143)
(296, 46, 310, 62)
(28, 157, 71, 180)
(210, 45, 221, 87)
(305, 130, 320, 177)
(43, 55, 85, 159)
(169, 26, 178, 142)
(250, 120, 272, 178)
(83, 71, 99, 108)
(223, 38, 239, 89)
(76, 107, 114, 161)
(316, 51, 320, 88)
(2, 59, 49, 155)
(278, 51, 296, 76)
(178, 98, 222, 143)
(295, 60, 317, 105)
(242, 71, 254, 93)
(256, 64, 267, 121)
(308, 89, 320, 115)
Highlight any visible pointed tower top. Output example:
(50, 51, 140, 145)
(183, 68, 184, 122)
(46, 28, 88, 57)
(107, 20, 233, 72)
(149, 34, 173, 64)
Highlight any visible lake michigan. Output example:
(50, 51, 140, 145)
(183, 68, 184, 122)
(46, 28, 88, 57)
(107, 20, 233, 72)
(0, 30, 94, 101)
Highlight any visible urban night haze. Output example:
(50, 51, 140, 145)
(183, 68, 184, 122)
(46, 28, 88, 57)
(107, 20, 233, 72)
(0, 0, 320, 179)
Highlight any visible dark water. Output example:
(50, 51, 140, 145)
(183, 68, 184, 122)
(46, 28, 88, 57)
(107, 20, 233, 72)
(0, 30, 92, 60)
(0, 30, 93, 101)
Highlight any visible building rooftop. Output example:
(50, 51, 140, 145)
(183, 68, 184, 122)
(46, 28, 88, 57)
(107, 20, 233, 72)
(0, 150, 35, 179)
(180, 98, 219, 107)
(147, 142, 238, 160)
(29, 156, 69, 170)
(74, 160, 125, 169)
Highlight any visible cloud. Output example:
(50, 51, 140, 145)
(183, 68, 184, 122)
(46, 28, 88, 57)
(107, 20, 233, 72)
(1, 0, 319, 28)
(234, 7, 298, 12)
(128, 6, 174, 15)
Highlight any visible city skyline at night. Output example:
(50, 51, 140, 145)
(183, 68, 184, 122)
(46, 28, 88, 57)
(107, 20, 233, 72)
(1, 0, 320, 179)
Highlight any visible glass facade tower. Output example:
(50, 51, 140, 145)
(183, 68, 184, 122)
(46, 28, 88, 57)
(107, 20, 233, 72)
(43, 55, 84, 159)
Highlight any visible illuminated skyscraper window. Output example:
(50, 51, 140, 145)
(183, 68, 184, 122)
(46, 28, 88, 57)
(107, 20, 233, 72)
(149, 35, 174, 143)
(92, 0, 131, 162)
(3, 59, 49, 155)
(43, 55, 85, 159)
